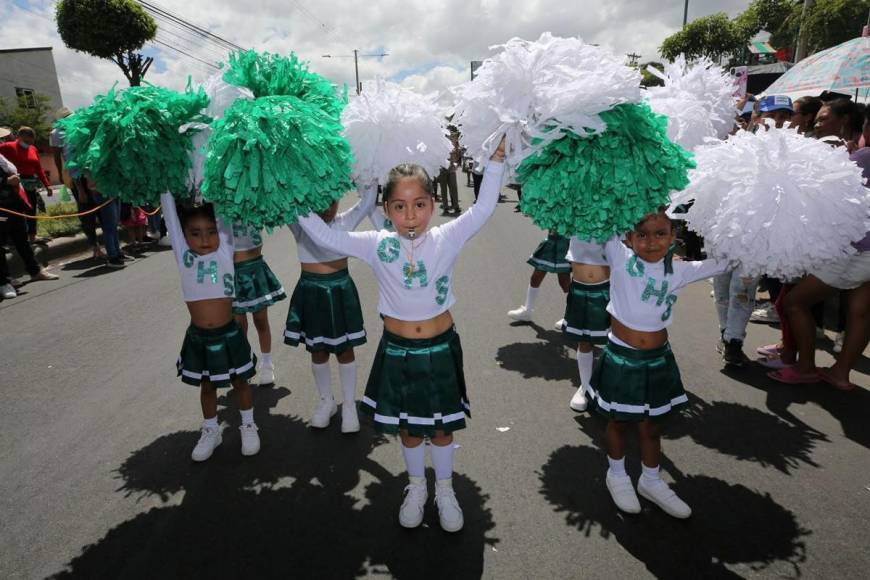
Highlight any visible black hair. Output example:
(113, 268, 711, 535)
(382, 164, 434, 203)
(633, 206, 673, 229)
(793, 96, 822, 120)
(177, 201, 216, 231)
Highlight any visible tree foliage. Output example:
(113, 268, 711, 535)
(660, 13, 745, 63)
(0, 93, 54, 142)
(640, 62, 665, 87)
(55, 0, 157, 86)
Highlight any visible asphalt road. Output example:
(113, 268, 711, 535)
(1, 177, 868, 579)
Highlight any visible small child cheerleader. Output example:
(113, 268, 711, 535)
(161, 192, 261, 462)
(285, 186, 376, 432)
(507, 231, 571, 326)
(590, 209, 727, 518)
(232, 223, 286, 386)
(296, 140, 506, 532)
(562, 237, 611, 412)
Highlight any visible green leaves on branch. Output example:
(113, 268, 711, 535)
(516, 103, 695, 242)
(201, 96, 354, 229)
(55, 0, 156, 59)
(57, 84, 210, 206)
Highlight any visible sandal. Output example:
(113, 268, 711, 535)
(818, 368, 858, 391)
(756, 343, 782, 357)
(767, 367, 821, 385)
(756, 357, 792, 370)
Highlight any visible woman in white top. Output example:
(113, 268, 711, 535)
(297, 139, 506, 533)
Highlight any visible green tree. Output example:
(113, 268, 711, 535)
(801, 0, 870, 54)
(640, 62, 665, 87)
(0, 93, 54, 142)
(659, 13, 746, 63)
(55, 0, 157, 86)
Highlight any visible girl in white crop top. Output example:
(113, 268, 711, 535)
(283, 185, 377, 434)
(297, 139, 507, 532)
(161, 193, 261, 462)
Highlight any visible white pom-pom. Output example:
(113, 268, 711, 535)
(452, 32, 641, 173)
(342, 80, 452, 185)
(644, 55, 737, 152)
(672, 127, 870, 279)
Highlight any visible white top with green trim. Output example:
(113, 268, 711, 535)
(297, 161, 505, 321)
(231, 222, 263, 251)
(566, 237, 608, 266)
(288, 184, 376, 263)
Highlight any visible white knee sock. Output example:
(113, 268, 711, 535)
(240, 407, 254, 425)
(524, 285, 540, 311)
(260, 352, 272, 367)
(402, 443, 426, 478)
(311, 361, 333, 400)
(430, 442, 454, 481)
(577, 350, 594, 388)
(338, 361, 357, 404)
(607, 455, 626, 477)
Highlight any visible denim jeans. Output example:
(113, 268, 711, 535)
(94, 194, 120, 258)
(714, 268, 759, 342)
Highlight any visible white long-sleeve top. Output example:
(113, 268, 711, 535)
(231, 222, 263, 251)
(297, 161, 505, 321)
(605, 237, 728, 331)
(162, 192, 236, 302)
(289, 184, 376, 263)
(566, 237, 608, 266)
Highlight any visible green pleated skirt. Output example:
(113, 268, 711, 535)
(527, 233, 571, 273)
(588, 340, 686, 422)
(561, 280, 611, 345)
(176, 320, 257, 388)
(361, 327, 469, 437)
(232, 255, 287, 314)
(283, 269, 367, 353)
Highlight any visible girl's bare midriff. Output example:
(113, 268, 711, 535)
(301, 258, 349, 274)
(187, 298, 234, 329)
(572, 263, 610, 284)
(611, 317, 669, 350)
(233, 247, 262, 263)
(384, 310, 454, 339)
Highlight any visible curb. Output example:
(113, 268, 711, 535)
(5, 232, 92, 277)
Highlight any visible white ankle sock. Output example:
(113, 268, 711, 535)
(260, 352, 272, 366)
(338, 361, 357, 404)
(524, 285, 540, 311)
(577, 349, 594, 388)
(402, 443, 426, 478)
(203, 416, 218, 430)
(640, 463, 661, 483)
(240, 407, 254, 425)
(311, 361, 333, 400)
(607, 455, 626, 477)
(430, 442, 454, 481)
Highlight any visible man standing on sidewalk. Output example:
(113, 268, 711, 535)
(0, 126, 52, 242)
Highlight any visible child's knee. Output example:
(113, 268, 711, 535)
(311, 350, 330, 364)
(431, 431, 453, 446)
(336, 348, 355, 364)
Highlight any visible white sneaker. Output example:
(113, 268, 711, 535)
(257, 363, 275, 386)
(398, 476, 428, 528)
(507, 305, 533, 322)
(435, 479, 464, 532)
(833, 331, 845, 354)
(310, 397, 337, 428)
(239, 422, 260, 456)
(569, 386, 588, 412)
(1, 283, 16, 299)
(554, 318, 566, 331)
(637, 476, 691, 519)
(191, 425, 222, 462)
(341, 401, 360, 433)
(606, 470, 640, 514)
(750, 303, 779, 323)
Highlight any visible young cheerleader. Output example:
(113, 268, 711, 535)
(161, 192, 261, 461)
(285, 185, 376, 432)
(296, 140, 506, 532)
(232, 223, 286, 386)
(590, 208, 727, 518)
(507, 230, 571, 326)
(562, 237, 610, 412)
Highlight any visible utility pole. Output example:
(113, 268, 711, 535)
(626, 52, 641, 67)
(794, 0, 816, 63)
(683, 0, 689, 28)
(322, 50, 389, 95)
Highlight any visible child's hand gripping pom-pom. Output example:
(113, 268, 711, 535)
(342, 80, 452, 186)
(670, 127, 870, 279)
(452, 32, 641, 176)
(516, 103, 695, 241)
(57, 84, 210, 206)
(644, 55, 737, 152)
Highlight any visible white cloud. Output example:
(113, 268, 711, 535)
(1, 0, 753, 109)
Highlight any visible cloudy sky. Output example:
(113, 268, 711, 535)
(3, 0, 752, 109)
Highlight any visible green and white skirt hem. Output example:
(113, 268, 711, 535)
(232, 255, 287, 314)
(176, 320, 257, 388)
(562, 280, 611, 345)
(527, 234, 571, 273)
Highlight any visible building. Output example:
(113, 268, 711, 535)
(0, 47, 65, 184)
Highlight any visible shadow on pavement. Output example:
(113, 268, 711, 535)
(495, 323, 579, 384)
(49, 387, 497, 579)
(539, 444, 808, 579)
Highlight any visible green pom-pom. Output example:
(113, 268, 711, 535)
(56, 84, 209, 206)
(517, 103, 695, 241)
(201, 96, 354, 229)
(222, 50, 346, 118)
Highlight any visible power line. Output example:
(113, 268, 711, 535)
(137, 0, 244, 52)
(152, 39, 220, 71)
(146, 12, 234, 61)
(153, 24, 228, 63)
